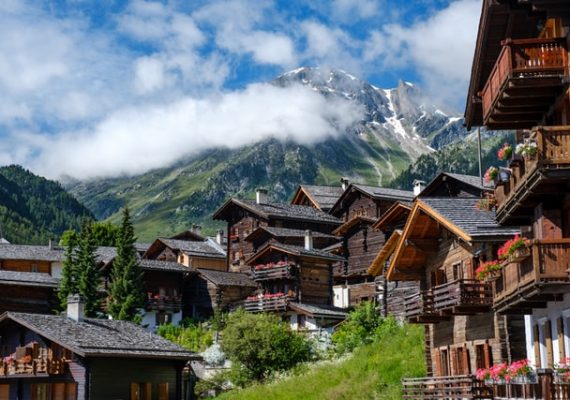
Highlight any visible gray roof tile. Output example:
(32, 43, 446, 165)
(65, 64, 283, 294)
(196, 269, 256, 287)
(235, 199, 341, 224)
(139, 259, 190, 273)
(0, 270, 59, 288)
(159, 239, 226, 259)
(298, 185, 344, 209)
(0, 244, 65, 262)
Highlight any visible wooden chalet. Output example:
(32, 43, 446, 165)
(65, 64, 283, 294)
(464, 1, 570, 398)
(383, 197, 527, 398)
(328, 183, 414, 307)
(417, 172, 493, 199)
(244, 226, 339, 253)
(184, 268, 256, 319)
(242, 238, 347, 332)
(0, 297, 197, 400)
(290, 184, 344, 212)
(212, 189, 341, 273)
(143, 237, 226, 271)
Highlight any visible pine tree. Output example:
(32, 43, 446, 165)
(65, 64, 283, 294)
(57, 233, 78, 311)
(108, 208, 144, 323)
(76, 219, 101, 317)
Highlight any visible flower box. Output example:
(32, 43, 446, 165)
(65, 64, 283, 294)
(554, 372, 570, 384)
(510, 373, 538, 385)
(484, 270, 502, 283)
(509, 247, 530, 263)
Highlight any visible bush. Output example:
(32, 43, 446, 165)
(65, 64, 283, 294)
(220, 309, 312, 383)
(332, 301, 382, 354)
(156, 321, 213, 353)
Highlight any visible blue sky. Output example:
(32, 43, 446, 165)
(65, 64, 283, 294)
(0, 0, 481, 179)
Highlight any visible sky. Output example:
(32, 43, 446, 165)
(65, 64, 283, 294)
(0, 0, 482, 180)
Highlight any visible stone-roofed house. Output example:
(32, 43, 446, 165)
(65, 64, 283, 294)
(144, 236, 226, 272)
(290, 184, 344, 212)
(0, 297, 198, 400)
(244, 226, 339, 253)
(418, 172, 493, 199)
(240, 236, 346, 333)
(328, 183, 414, 307)
(212, 189, 341, 273)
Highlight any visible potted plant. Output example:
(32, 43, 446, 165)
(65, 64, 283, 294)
(497, 235, 531, 262)
(507, 359, 536, 384)
(476, 260, 503, 282)
(515, 140, 538, 159)
(477, 196, 497, 211)
(554, 358, 570, 383)
(484, 166, 499, 183)
(497, 143, 513, 161)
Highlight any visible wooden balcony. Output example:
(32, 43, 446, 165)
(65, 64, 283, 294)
(145, 297, 182, 312)
(252, 263, 294, 281)
(493, 239, 570, 314)
(0, 356, 66, 378)
(242, 294, 289, 313)
(404, 291, 448, 324)
(495, 125, 570, 224)
(432, 279, 492, 315)
(481, 37, 568, 130)
(402, 375, 493, 399)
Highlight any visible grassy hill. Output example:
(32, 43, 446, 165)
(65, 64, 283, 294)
(214, 324, 425, 400)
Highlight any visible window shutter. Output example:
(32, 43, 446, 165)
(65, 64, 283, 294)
(483, 342, 492, 369)
(65, 383, 77, 400)
(52, 383, 65, 400)
(130, 383, 140, 400)
(158, 383, 168, 400)
(545, 321, 554, 367)
(558, 317, 566, 361)
(463, 345, 471, 375)
(0, 385, 9, 400)
(434, 348, 442, 377)
(450, 347, 458, 375)
(143, 383, 152, 400)
(534, 324, 542, 368)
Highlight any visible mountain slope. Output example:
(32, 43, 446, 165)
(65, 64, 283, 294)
(0, 165, 93, 244)
(67, 67, 471, 240)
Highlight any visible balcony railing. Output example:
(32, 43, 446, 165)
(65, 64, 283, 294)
(0, 356, 66, 377)
(493, 239, 570, 312)
(403, 291, 447, 324)
(432, 279, 492, 314)
(402, 375, 493, 399)
(481, 37, 568, 129)
(496, 126, 570, 222)
(242, 294, 289, 313)
(252, 263, 294, 281)
(146, 297, 182, 312)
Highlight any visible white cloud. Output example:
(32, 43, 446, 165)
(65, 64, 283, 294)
(331, 0, 379, 22)
(14, 84, 363, 179)
(364, 0, 480, 107)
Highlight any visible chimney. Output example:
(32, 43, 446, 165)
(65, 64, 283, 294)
(192, 224, 202, 236)
(413, 180, 426, 196)
(67, 294, 85, 322)
(216, 229, 224, 245)
(340, 177, 350, 191)
(48, 239, 53, 250)
(304, 230, 313, 251)
(256, 188, 268, 204)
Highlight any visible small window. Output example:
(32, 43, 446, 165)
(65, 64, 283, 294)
(130, 382, 151, 400)
(31, 264, 38, 273)
(452, 262, 464, 281)
(158, 383, 169, 400)
(298, 315, 306, 328)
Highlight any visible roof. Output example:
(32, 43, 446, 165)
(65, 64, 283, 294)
(138, 259, 190, 273)
(372, 202, 412, 232)
(0, 244, 65, 262)
(0, 270, 59, 288)
(418, 172, 493, 198)
(244, 226, 337, 242)
(157, 239, 226, 259)
(1, 312, 198, 360)
(290, 185, 344, 211)
(196, 269, 256, 287)
(213, 198, 341, 225)
(330, 184, 414, 215)
(332, 216, 376, 236)
(246, 242, 346, 265)
(367, 229, 401, 277)
(420, 197, 519, 239)
(288, 302, 347, 320)
(95, 246, 117, 265)
(134, 243, 151, 253)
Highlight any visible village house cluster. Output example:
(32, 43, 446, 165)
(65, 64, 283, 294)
(0, 0, 569, 398)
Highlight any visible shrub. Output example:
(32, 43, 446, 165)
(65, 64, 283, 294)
(220, 309, 311, 383)
(156, 321, 213, 353)
(332, 301, 382, 354)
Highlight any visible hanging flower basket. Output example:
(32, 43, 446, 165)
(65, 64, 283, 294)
(497, 143, 513, 161)
(476, 260, 503, 281)
(484, 270, 502, 283)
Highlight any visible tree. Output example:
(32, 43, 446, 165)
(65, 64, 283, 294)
(76, 219, 101, 317)
(60, 221, 119, 247)
(107, 208, 144, 322)
(57, 232, 79, 311)
(220, 309, 311, 382)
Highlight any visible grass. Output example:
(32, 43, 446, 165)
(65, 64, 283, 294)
(214, 323, 425, 400)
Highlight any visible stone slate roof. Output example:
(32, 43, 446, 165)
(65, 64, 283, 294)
(250, 243, 346, 263)
(297, 185, 344, 210)
(139, 259, 190, 273)
(159, 239, 226, 259)
(421, 197, 520, 239)
(214, 198, 341, 225)
(444, 172, 493, 190)
(353, 184, 414, 201)
(246, 226, 337, 240)
(0, 244, 65, 262)
(288, 302, 347, 319)
(197, 269, 256, 287)
(95, 246, 117, 264)
(0, 270, 59, 288)
(2, 312, 197, 360)
(134, 242, 151, 253)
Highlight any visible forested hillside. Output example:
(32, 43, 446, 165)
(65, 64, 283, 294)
(0, 165, 93, 244)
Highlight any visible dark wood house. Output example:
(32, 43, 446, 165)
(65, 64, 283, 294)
(0, 299, 197, 400)
(417, 172, 493, 198)
(464, 1, 570, 397)
(143, 238, 226, 271)
(384, 197, 525, 398)
(212, 189, 341, 272)
(243, 240, 346, 332)
(328, 184, 414, 306)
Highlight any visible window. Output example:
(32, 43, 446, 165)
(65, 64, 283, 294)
(439, 349, 450, 376)
(32, 383, 77, 400)
(31, 264, 38, 272)
(452, 262, 464, 281)
(158, 383, 169, 400)
(475, 343, 492, 370)
(298, 315, 306, 329)
(156, 312, 171, 326)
